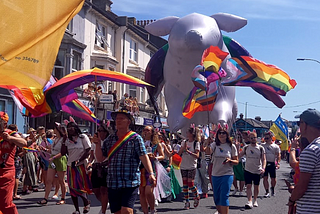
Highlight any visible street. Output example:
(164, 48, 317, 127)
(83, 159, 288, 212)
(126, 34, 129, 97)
(16, 160, 291, 214)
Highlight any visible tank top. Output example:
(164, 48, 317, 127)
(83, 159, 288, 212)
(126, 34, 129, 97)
(0, 129, 17, 173)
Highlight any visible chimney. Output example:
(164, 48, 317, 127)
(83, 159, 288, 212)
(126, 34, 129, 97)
(239, 113, 244, 119)
(255, 116, 261, 121)
(128, 17, 136, 25)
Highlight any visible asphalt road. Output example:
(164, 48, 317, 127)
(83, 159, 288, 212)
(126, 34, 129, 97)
(16, 160, 292, 214)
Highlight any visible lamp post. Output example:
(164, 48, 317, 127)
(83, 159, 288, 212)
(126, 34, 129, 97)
(297, 58, 320, 64)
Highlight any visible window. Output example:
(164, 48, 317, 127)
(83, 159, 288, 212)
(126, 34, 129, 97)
(0, 99, 14, 125)
(72, 51, 82, 72)
(66, 19, 73, 32)
(140, 87, 145, 103)
(95, 21, 108, 49)
(53, 49, 66, 79)
(130, 39, 137, 62)
(129, 85, 137, 98)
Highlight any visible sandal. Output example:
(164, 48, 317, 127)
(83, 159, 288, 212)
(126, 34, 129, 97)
(37, 198, 48, 206)
(83, 200, 91, 213)
(21, 190, 31, 195)
(194, 197, 200, 208)
(56, 198, 65, 205)
(13, 195, 22, 200)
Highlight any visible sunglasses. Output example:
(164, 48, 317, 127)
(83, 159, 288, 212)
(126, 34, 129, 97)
(297, 121, 305, 126)
(264, 137, 270, 140)
(97, 129, 108, 132)
(250, 137, 257, 140)
(218, 132, 227, 135)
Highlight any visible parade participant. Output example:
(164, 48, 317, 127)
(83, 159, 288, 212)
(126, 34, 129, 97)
(239, 131, 266, 209)
(37, 123, 67, 206)
(95, 108, 156, 214)
(231, 134, 245, 196)
(261, 131, 281, 197)
(178, 127, 201, 210)
(210, 126, 238, 214)
(196, 135, 210, 198)
(0, 112, 27, 214)
(61, 119, 92, 214)
(89, 120, 110, 214)
(140, 126, 164, 214)
(289, 109, 320, 213)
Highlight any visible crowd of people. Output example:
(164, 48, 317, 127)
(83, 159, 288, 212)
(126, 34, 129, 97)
(1, 108, 320, 214)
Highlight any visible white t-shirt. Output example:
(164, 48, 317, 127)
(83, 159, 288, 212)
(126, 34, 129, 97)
(65, 134, 91, 166)
(211, 142, 237, 176)
(261, 142, 280, 162)
(90, 140, 104, 163)
(180, 140, 200, 170)
(51, 137, 64, 156)
(173, 144, 181, 153)
(243, 144, 265, 174)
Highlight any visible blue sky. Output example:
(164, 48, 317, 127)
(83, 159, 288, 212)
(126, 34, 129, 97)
(112, 0, 320, 121)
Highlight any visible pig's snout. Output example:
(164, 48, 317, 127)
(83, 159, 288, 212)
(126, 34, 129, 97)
(185, 30, 202, 49)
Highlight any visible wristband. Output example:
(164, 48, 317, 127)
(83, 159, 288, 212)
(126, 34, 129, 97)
(150, 172, 155, 176)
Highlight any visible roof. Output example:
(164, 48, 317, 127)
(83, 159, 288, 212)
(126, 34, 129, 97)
(235, 118, 269, 129)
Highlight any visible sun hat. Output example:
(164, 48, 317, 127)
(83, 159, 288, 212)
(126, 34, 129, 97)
(111, 107, 134, 124)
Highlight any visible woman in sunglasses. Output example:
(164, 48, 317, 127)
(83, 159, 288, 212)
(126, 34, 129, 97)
(209, 126, 238, 214)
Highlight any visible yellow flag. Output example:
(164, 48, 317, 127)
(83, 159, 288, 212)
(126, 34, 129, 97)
(0, 0, 84, 89)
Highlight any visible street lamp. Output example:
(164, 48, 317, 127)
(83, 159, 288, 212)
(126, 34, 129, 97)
(297, 58, 320, 64)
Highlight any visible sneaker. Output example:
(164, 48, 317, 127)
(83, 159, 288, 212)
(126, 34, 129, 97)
(231, 189, 238, 196)
(201, 193, 208, 198)
(150, 210, 157, 214)
(194, 197, 200, 208)
(155, 199, 158, 207)
(271, 192, 276, 197)
(245, 201, 253, 209)
(239, 191, 244, 196)
(184, 201, 190, 210)
(264, 193, 270, 198)
(253, 200, 258, 207)
(52, 195, 59, 200)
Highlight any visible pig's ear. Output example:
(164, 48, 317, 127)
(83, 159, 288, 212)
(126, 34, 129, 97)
(211, 13, 247, 33)
(145, 16, 179, 36)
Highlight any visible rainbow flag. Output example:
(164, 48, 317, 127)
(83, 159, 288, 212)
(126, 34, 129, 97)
(182, 46, 228, 119)
(222, 36, 296, 108)
(172, 153, 182, 170)
(62, 99, 99, 124)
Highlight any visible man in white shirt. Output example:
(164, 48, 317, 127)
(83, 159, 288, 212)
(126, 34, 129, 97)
(239, 132, 266, 209)
(261, 132, 281, 197)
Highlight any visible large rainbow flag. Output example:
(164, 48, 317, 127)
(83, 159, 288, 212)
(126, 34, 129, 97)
(222, 36, 297, 108)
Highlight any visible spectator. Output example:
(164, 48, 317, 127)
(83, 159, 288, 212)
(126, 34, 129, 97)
(112, 90, 118, 110)
(289, 108, 320, 213)
(132, 97, 140, 116)
(119, 93, 128, 108)
(231, 134, 245, 196)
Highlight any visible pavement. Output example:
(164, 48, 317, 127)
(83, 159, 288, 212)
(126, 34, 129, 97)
(16, 160, 292, 214)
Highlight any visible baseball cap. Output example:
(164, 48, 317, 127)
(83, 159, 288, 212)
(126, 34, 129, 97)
(295, 108, 320, 128)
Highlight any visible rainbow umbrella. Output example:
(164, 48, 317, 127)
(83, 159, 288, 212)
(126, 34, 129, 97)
(46, 68, 153, 112)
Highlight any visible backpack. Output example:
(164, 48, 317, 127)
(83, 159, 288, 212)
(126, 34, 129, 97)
(194, 141, 202, 168)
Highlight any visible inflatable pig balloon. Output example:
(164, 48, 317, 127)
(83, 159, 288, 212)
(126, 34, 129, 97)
(145, 13, 247, 132)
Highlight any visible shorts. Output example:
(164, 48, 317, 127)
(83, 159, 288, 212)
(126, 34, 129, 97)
(91, 164, 108, 188)
(264, 162, 276, 178)
(180, 169, 196, 179)
(244, 170, 261, 186)
(233, 162, 245, 181)
(212, 175, 233, 206)
(49, 156, 67, 172)
(108, 186, 139, 213)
